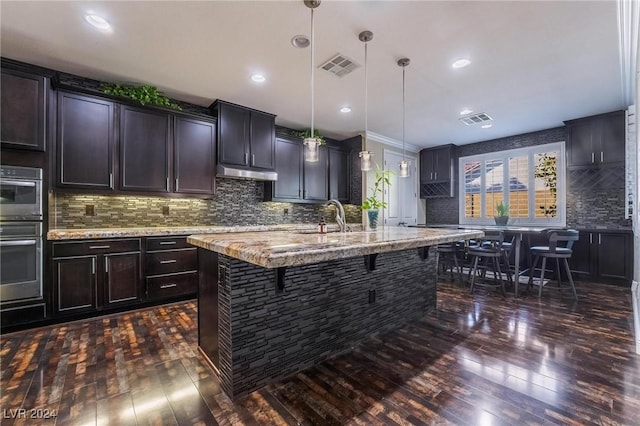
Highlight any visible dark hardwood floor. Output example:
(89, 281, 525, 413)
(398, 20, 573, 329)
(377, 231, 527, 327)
(1, 280, 639, 425)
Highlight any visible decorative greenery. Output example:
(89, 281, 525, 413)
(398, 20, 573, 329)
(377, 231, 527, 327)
(496, 201, 510, 217)
(296, 129, 326, 144)
(534, 153, 557, 217)
(362, 164, 393, 210)
(101, 83, 182, 110)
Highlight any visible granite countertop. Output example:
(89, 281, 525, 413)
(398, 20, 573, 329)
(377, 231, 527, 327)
(46, 223, 361, 240)
(187, 227, 483, 269)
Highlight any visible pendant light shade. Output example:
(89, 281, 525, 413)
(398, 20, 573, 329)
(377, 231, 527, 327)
(398, 58, 410, 178)
(303, 0, 321, 162)
(358, 30, 374, 172)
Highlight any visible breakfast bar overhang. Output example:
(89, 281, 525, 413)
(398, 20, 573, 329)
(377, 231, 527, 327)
(188, 227, 482, 399)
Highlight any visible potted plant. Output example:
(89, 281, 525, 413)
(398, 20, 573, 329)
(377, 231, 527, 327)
(495, 201, 509, 226)
(362, 165, 393, 229)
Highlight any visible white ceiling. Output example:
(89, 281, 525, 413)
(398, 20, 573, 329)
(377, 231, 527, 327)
(0, 1, 634, 150)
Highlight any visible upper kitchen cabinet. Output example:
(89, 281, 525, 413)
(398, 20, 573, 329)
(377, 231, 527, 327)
(56, 91, 114, 190)
(565, 111, 625, 168)
(119, 105, 171, 193)
(420, 144, 455, 198)
(174, 116, 216, 195)
(212, 100, 276, 171)
(328, 146, 350, 202)
(1, 67, 47, 151)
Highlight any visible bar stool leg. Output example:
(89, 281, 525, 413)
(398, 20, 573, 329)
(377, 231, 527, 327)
(538, 257, 547, 297)
(469, 256, 479, 294)
(555, 258, 562, 289)
(563, 258, 578, 299)
(528, 255, 540, 293)
(493, 257, 506, 296)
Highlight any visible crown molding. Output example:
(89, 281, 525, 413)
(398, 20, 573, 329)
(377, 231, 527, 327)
(362, 131, 421, 153)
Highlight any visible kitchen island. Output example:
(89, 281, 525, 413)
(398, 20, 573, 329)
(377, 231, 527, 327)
(188, 226, 483, 399)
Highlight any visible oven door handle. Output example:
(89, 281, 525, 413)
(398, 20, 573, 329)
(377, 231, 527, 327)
(0, 179, 37, 187)
(0, 240, 38, 246)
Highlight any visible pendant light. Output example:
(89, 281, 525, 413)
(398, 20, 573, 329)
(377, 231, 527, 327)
(358, 30, 373, 172)
(398, 58, 410, 178)
(303, 0, 321, 162)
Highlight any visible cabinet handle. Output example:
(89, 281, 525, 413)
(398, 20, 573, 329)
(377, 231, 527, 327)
(330, 191, 333, 199)
(160, 259, 177, 264)
(303, 189, 306, 198)
(434, 172, 437, 180)
(252, 154, 255, 166)
(91, 258, 96, 275)
(598, 234, 601, 245)
(430, 172, 433, 180)
(245, 153, 249, 164)
(89, 245, 110, 249)
(105, 257, 108, 273)
(600, 152, 604, 163)
(166, 177, 170, 190)
(109, 173, 113, 188)
(175, 178, 179, 190)
(589, 233, 592, 244)
(160, 283, 177, 289)
(159, 241, 177, 245)
(591, 152, 595, 163)
(298, 188, 301, 197)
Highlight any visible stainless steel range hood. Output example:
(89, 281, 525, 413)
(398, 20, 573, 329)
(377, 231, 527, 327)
(216, 165, 278, 181)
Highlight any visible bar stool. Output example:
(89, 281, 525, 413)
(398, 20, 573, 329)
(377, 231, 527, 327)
(436, 242, 463, 284)
(527, 229, 579, 298)
(468, 230, 511, 296)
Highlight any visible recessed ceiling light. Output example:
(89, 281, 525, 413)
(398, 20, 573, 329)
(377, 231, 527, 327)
(291, 35, 310, 48)
(460, 108, 473, 115)
(85, 14, 111, 31)
(251, 74, 266, 83)
(481, 124, 493, 129)
(452, 58, 471, 69)
(340, 106, 351, 113)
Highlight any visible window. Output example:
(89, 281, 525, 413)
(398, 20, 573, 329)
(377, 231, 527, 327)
(458, 142, 565, 226)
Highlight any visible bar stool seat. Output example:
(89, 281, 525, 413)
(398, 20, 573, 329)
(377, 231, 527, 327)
(468, 231, 511, 296)
(527, 229, 579, 298)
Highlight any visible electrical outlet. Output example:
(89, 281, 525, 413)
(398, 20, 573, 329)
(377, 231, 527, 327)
(368, 289, 376, 303)
(162, 206, 170, 216)
(85, 205, 95, 216)
(283, 208, 289, 216)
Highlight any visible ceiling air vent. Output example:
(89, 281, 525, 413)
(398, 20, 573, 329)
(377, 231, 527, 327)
(459, 112, 493, 125)
(320, 53, 360, 77)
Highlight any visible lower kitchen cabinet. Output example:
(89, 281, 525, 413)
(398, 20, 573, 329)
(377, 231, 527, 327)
(52, 239, 143, 314)
(568, 230, 633, 286)
(145, 236, 198, 300)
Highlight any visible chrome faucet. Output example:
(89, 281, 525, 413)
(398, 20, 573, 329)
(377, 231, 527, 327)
(327, 199, 348, 232)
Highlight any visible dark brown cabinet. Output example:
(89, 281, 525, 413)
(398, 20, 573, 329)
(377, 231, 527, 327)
(1, 67, 47, 151)
(420, 144, 455, 198)
(264, 138, 330, 202)
(328, 146, 350, 202)
(56, 92, 114, 189)
(213, 100, 276, 171)
(568, 230, 633, 285)
(174, 116, 216, 195)
(145, 236, 198, 300)
(52, 239, 142, 315)
(566, 111, 625, 168)
(119, 105, 171, 193)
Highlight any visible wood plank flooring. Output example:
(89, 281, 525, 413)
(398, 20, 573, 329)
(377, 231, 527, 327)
(1, 280, 639, 425)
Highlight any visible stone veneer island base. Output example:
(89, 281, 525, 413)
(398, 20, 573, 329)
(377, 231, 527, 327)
(188, 227, 482, 400)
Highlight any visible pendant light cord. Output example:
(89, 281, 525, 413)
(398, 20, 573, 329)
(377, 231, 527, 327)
(364, 41, 368, 141)
(402, 65, 406, 161)
(310, 8, 315, 137)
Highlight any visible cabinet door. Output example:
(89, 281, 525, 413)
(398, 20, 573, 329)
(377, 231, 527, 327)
(54, 256, 97, 313)
(597, 233, 631, 282)
(218, 103, 250, 167)
(120, 106, 170, 192)
(420, 150, 435, 182)
(271, 139, 302, 200)
(104, 252, 141, 305)
(250, 111, 276, 170)
(567, 121, 595, 167)
(433, 148, 451, 182)
(597, 113, 625, 165)
(0, 68, 46, 151)
(303, 145, 328, 201)
(174, 116, 216, 195)
(328, 147, 350, 202)
(567, 232, 595, 280)
(57, 92, 114, 189)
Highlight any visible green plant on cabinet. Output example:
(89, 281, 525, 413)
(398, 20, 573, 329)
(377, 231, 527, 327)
(102, 83, 182, 111)
(295, 128, 326, 144)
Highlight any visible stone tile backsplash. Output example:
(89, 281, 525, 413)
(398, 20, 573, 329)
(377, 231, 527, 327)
(51, 178, 362, 229)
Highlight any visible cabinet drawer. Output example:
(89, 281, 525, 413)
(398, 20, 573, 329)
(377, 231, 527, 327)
(146, 248, 197, 276)
(147, 272, 197, 300)
(52, 239, 141, 257)
(146, 236, 191, 251)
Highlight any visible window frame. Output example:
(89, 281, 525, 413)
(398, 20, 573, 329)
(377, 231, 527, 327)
(458, 142, 566, 227)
